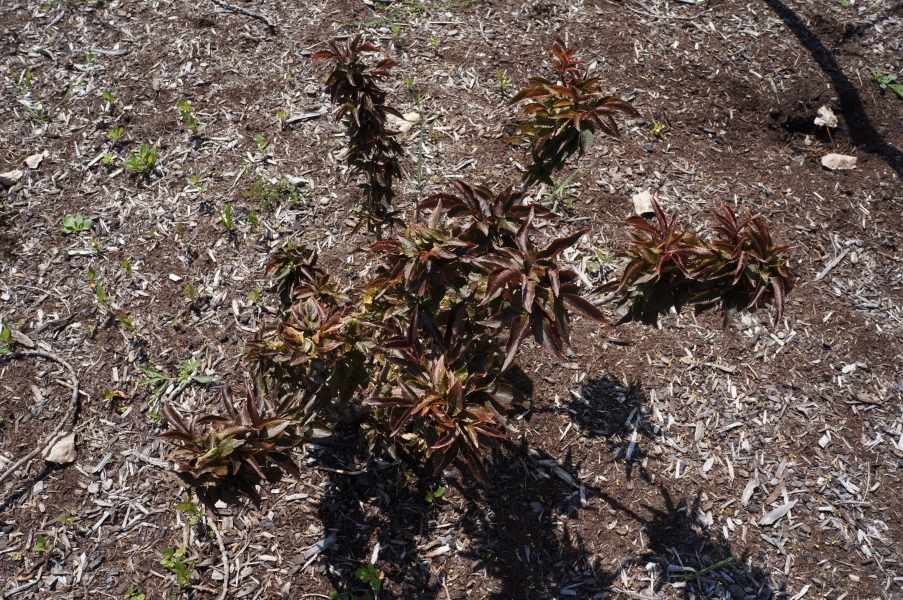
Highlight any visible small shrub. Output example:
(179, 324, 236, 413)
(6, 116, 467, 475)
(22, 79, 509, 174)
(158, 35, 797, 504)
(509, 37, 638, 187)
(159, 382, 327, 508)
(602, 196, 795, 328)
(312, 35, 403, 238)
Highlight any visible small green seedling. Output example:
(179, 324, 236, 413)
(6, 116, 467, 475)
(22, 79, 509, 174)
(108, 126, 125, 143)
(390, 23, 406, 42)
(0, 322, 11, 354)
(651, 122, 666, 136)
(32, 534, 52, 553)
(137, 366, 171, 397)
(425, 486, 445, 504)
(101, 152, 115, 166)
(123, 584, 146, 600)
(545, 170, 579, 211)
(60, 213, 93, 234)
(254, 133, 269, 156)
(174, 498, 204, 525)
(276, 108, 288, 129)
(58, 509, 79, 527)
(495, 69, 511, 92)
(670, 557, 734, 581)
(122, 143, 157, 174)
(177, 100, 206, 136)
(217, 202, 234, 230)
(355, 563, 382, 593)
(120, 258, 133, 277)
(429, 36, 441, 50)
(101, 89, 116, 106)
(160, 547, 195, 587)
(870, 69, 903, 99)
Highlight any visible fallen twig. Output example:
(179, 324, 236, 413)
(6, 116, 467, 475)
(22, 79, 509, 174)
(208, 518, 230, 600)
(0, 350, 80, 489)
(209, 0, 275, 31)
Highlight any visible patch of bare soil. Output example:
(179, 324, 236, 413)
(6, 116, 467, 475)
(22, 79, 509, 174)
(1, 0, 902, 599)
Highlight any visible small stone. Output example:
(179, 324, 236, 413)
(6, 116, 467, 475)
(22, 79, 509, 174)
(43, 432, 77, 464)
(821, 153, 856, 170)
(632, 189, 654, 216)
(0, 169, 24, 187)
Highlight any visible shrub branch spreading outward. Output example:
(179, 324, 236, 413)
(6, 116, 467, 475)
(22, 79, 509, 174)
(602, 196, 796, 329)
(509, 37, 638, 187)
(311, 35, 403, 238)
(158, 36, 796, 506)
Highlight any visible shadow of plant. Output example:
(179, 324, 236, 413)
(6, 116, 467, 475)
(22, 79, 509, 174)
(300, 373, 776, 599)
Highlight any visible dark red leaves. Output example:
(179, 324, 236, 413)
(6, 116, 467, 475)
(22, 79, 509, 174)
(509, 37, 639, 187)
(607, 196, 795, 329)
(311, 35, 402, 236)
(158, 384, 322, 511)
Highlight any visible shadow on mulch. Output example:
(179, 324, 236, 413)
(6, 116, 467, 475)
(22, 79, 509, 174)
(305, 374, 777, 599)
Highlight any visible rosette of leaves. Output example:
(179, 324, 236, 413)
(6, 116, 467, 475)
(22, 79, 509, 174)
(472, 209, 607, 370)
(509, 37, 638, 187)
(159, 383, 328, 509)
(600, 196, 707, 325)
(366, 348, 522, 484)
(266, 242, 320, 305)
(692, 204, 796, 328)
(312, 35, 403, 237)
(418, 180, 553, 251)
(245, 297, 370, 408)
(266, 242, 349, 309)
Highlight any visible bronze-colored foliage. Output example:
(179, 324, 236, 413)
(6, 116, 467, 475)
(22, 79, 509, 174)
(601, 196, 708, 325)
(159, 383, 328, 509)
(693, 204, 796, 328)
(367, 347, 522, 484)
(419, 180, 553, 249)
(509, 37, 638, 187)
(473, 209, 606, 369)
(245, 297, 370, 407)
(311, 35, 403, 236)
(604, 196, 795, 329)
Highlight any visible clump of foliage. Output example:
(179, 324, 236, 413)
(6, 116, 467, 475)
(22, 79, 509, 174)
(122, 143, 157, 174)
(870, 68, 903, 99)
(60, 213, 93, 235)
(509, 37, 638, 187)
(159, 547, 195, 587)
(160, 382, 328, 509)
(246, 175, 302, 211)
(602, 196, 796, 328)
(311, 35, 403, 238)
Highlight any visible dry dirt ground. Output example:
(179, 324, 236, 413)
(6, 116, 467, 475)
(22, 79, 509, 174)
(1, 0, 903, 599)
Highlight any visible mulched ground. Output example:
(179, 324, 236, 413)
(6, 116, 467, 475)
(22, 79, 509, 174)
(1, 0, 902, 598)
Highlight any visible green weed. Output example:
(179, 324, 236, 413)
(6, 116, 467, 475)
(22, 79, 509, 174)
(60, 213, 92, 235)
(122, 144, 157, 174)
